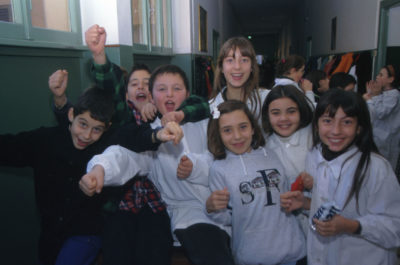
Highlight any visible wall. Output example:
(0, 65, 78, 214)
(387, 4, 400, 46)
(305, 0, 381, 56)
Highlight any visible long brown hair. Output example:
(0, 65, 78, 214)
(208, 100, 265, 160)
(211, 37, 262, 119)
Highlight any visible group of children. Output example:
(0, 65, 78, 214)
(1, 23, 400, 265)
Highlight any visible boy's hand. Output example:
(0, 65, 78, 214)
(300, 171, 313, 190)
(48, 69, 68, 108)
(79, 165, 105, 196)
(280, 191, 307, 212)
(141, 102, 158, 122)
(313, 215, 360, 237)
(206, 188, 230, 213)
(177, 155, 193, 179)
(85, 24, 107, 65)
(156, 121, 183, 145)
(161, 111, 185, 126)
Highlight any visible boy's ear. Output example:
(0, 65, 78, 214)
(68, 108, 74, 123)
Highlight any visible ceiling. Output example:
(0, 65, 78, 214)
(227, 0, 304, 36)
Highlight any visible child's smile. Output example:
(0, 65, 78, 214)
(318, 107, 359, 152)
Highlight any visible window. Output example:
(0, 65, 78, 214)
(131, 0, 171, 53)
(0, 0, 82, 47)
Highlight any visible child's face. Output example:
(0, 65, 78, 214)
(152, 73, 189, 116)
(68, 109, 106, 150)
(126, 70, 151, 111)
(219, 110, 254, 155)
(318, 107, 359, 152)
(289, 65, 305, 83)
(376, 68, 394, 89)
(222, 48, 252, 90)
(268, 97, 300, 137)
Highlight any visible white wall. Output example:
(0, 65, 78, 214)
(79, 0, 132, 45)
(388, 5, 400, 46)
(171, 0, 191, 53)
(306, 0, 381, 56)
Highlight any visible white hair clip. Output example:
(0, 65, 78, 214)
(212, 107, 220, 119)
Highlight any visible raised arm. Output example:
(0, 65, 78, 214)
(48, 69, 72, 127)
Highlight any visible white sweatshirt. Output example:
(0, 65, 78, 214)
(209, 147, 306, 265)
(209, 87, 270, 125)
(87, 118, 225, 232)
(306, 145, 400, 265)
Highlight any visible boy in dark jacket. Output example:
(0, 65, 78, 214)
(0, 86, 180, 265)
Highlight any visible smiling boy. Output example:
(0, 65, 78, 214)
(0, 86, 181, 265)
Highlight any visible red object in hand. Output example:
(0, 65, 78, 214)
(291, 175, 304, 191)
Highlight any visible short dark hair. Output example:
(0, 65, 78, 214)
(148, 64, 189, 95)
(329, 72, 356, 89)
(125, 64, 152, 91)
(305, 70, 327, 96)
(208, 100, 265, 160)
(73, 86, 114, 128)
(261, 85, 314, 135)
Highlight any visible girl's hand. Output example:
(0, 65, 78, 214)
(79, 165, 105, 196)
(300, 172, 313, 190)
(206, 188, 230, 213)
(177, 155, 193, 179)
(313, 215, 360, 237)
(367, 80, 383, 97)
(300, 78, 313, 92)
(141, 102, 158, 122)
(280, 191, 308, 212)
(161, 111, 185, 126)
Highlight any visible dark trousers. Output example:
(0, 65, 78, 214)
(102, 205, 172, 265)
(175, 223, 234, 265)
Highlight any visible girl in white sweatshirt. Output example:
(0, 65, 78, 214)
(281, 89, 400, 265)
(206, 100, 306, 265)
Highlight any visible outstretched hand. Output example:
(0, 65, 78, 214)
(161, 111, 185, 126)
(156, 121, 183, 145)
(79, 165, 105, 196)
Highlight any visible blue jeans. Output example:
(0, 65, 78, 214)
(55, 235, 101, 265)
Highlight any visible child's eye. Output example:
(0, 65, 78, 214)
(242, 58, 250, 63)
(130, 82, 138, 87)
(157, 86, 166, 91)
(224, 58, 234, 64)
(79, 122, 88, 128)
(174, 86, 183, 91)
(222, 128, 231, 133)
(270, 111, 280, 116)
(92, 127, 104, 134)
(342, 119, 354, 125)
(321, 118, 332, 124)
